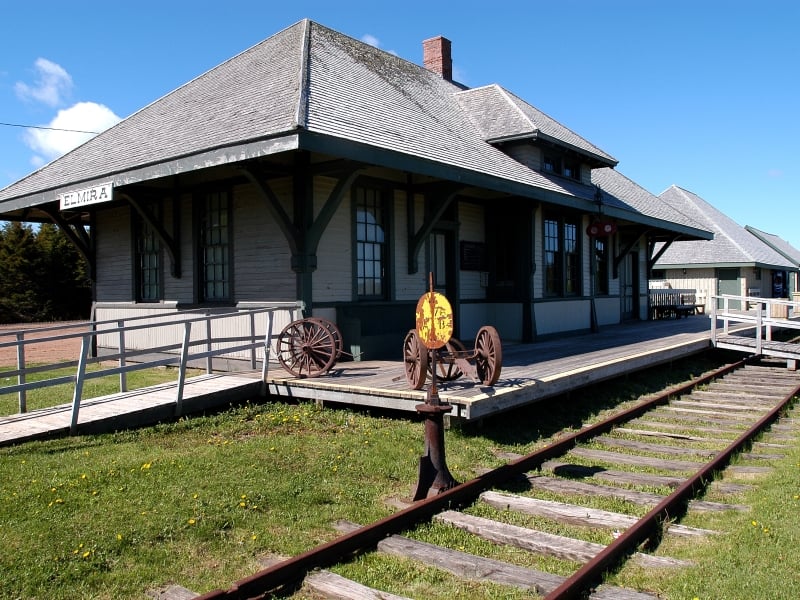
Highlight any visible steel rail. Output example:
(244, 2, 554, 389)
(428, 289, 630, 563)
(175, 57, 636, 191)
(545, 367, 800, 600)
(195, 357, 749, 600)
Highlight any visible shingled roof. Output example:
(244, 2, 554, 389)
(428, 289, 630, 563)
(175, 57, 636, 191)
(745, 226, 800, 267)
(655, 185, 795, 269)
(0, 20, 710, 241)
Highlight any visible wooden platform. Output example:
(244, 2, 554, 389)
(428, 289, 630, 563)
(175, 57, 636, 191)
(1, 316, 716, 445)
(266, 316, 715, 421)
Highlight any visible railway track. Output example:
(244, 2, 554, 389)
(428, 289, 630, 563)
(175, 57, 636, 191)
(170, 356, 800, 600)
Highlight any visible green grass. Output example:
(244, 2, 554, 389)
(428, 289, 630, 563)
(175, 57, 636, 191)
(1, 350, 797, 599)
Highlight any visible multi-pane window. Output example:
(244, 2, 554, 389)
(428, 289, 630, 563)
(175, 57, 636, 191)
(199, 191, 231, 302)
(135, 210, 161, 302)
(544, 215, 580, 297)
(355, 186, 387, 298)
(594, 238, 609, 295)
(542, 153, 580, 181)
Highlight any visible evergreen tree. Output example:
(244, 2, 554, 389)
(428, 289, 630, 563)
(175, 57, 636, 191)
(0, 222, 92, 324)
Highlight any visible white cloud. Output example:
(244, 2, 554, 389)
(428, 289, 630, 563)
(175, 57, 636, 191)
(361, 34, 397, 56)
(24, 101, 121, 162)
(15, 58, 73, 107)
(361, 34, 380, 48)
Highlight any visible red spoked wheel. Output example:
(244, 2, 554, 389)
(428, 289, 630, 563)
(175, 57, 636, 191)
(277, 318, 337, 378)
(430, 337, 465, 381)
(403, 329, 429, 390)
(474, 325, 502, 386)
(308, 317, 344, 361)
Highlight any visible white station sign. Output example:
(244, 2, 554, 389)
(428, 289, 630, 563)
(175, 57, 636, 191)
(58, 182, 114, 210)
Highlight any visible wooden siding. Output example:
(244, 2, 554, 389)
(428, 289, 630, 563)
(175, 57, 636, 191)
(95, 207, 132, 302)
(234, 182, 295, 301)
(536, 299, 591, 335)
(393, 189, 425, 301)
(313, 176, 353, 302)
(458, 201, 486, 301)
(659, 268, 717, 314)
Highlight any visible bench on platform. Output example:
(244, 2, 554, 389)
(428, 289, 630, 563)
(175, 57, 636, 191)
(649, 289, 705, 320)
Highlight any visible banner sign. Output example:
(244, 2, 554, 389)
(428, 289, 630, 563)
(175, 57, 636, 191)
(58, 182, 113, 210)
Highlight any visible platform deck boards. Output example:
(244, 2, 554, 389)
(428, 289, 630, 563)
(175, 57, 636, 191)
(2, 316, 719, 445)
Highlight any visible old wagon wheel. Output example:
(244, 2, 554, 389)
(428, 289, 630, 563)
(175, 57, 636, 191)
(430, 337, 465, 381)
(474, 325, 502, 386)
(277, 318, 337, 378)
(403, 329, 429, 390)
(308, 317, 344, 360)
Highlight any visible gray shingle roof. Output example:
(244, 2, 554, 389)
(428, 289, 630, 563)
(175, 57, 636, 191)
(655, 185, 795, 269)
(0, 20, 709, 242)
(745, 226, 800, 266)
(455, 85, 617, 166)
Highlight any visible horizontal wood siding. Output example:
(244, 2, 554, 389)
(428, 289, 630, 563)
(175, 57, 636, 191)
(314, 177, 352, 302)
(95, 207, 132, 302)
(536, 300, 591, 335)
(93, 303, 302, 360)
(234, 181, 294, 301)
(459, 201, 486, 301)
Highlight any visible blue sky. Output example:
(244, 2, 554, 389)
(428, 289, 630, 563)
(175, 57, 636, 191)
(1, 1, 798, 248)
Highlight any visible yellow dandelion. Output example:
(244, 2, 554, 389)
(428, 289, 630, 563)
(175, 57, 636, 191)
(751, 520, 758, 527)
(116, 534, 123, 541)
(82, 551, 91, 558)
(141, 462, 152, 470)
(188, 518, 196, 525)
(239, 501, 246, 508)
(80, 474, 87, 479)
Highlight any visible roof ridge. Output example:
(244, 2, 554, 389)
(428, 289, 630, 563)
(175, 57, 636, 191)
(294, 19, 312, 129)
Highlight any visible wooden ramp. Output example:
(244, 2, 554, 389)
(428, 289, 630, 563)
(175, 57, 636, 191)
(1, 316, 716, 445)
(710, 294, 800, 367)
(0, 373, 263, 446)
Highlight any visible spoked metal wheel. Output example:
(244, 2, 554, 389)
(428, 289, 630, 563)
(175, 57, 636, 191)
(474, 325, 502, 386)
(277, 318, 337, 378)
(403, 329, 429, 390)
(430, 337, 465, 381)
(308, 317, 344, 361)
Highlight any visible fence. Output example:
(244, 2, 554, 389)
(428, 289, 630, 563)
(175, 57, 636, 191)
(711, 294, 800, 355)
(0, 302, 304, 433)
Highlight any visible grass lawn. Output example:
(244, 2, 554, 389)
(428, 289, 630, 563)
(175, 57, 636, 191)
(1, 351, 798, 599)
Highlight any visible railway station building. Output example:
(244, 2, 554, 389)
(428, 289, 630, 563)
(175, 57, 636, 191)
(0, 20, 712, 360)
(652, 185, 798, 311)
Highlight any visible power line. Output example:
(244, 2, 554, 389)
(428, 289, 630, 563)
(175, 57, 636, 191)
(0, 121, 100, 135)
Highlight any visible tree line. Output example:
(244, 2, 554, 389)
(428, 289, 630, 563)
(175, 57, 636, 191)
(0, 222, 92, 324)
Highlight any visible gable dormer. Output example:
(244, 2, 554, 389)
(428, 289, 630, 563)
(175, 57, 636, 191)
(455, 84, 616, 185)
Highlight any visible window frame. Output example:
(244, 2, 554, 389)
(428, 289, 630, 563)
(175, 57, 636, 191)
(593, 237, 609, 296)
(195, 188, 233, 304)
(132, 206, 163, 303)
(352, 183, 391, 301)
(543, 213, 582, 297)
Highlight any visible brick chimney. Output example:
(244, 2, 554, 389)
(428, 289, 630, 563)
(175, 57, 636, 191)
(423, 36, 452, 81)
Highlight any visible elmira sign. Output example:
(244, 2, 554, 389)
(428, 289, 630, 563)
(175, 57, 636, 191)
(58, 182, 113, 210)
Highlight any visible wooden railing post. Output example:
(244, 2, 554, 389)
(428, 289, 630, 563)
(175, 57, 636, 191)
(70, 334, 93, 435)
(710, 300, 717, 346)
(249, 311, 257, 370)
(16, 332, 26, 413)
(175, 321, 192, 417)
(205, 311, 213, 374)
(118, 320, 128, 392)
(261, 311, 275, 382)
(756, 302, 763, 354)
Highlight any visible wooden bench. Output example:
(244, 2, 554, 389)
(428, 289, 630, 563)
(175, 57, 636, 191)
(649, 289, 704, 320)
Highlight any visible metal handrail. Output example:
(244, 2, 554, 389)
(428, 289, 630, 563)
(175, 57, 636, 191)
(0, 302, 304, 431)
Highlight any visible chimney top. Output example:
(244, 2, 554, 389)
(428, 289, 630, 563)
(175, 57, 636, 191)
(422, 36, 452, 81)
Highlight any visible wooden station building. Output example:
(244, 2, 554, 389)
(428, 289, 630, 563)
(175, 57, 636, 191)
(0, 20, 712, 361)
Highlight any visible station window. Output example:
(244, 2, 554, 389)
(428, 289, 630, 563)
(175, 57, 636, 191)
(354, 185, 389, 299)
(198, 190, 231, 302)
(134, 208, 161, 302)
(542, 152, 581, 181)
(544, 214, 581, 297)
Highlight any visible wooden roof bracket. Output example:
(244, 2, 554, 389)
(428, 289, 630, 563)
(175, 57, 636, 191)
(648, 234, 681, 272)
(121, 192, 181, 278)
(41, 205, 96, 279)
(613, 229, 650, 279)
(240, 162, 362, 271)
(407, 182, 463, 274)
